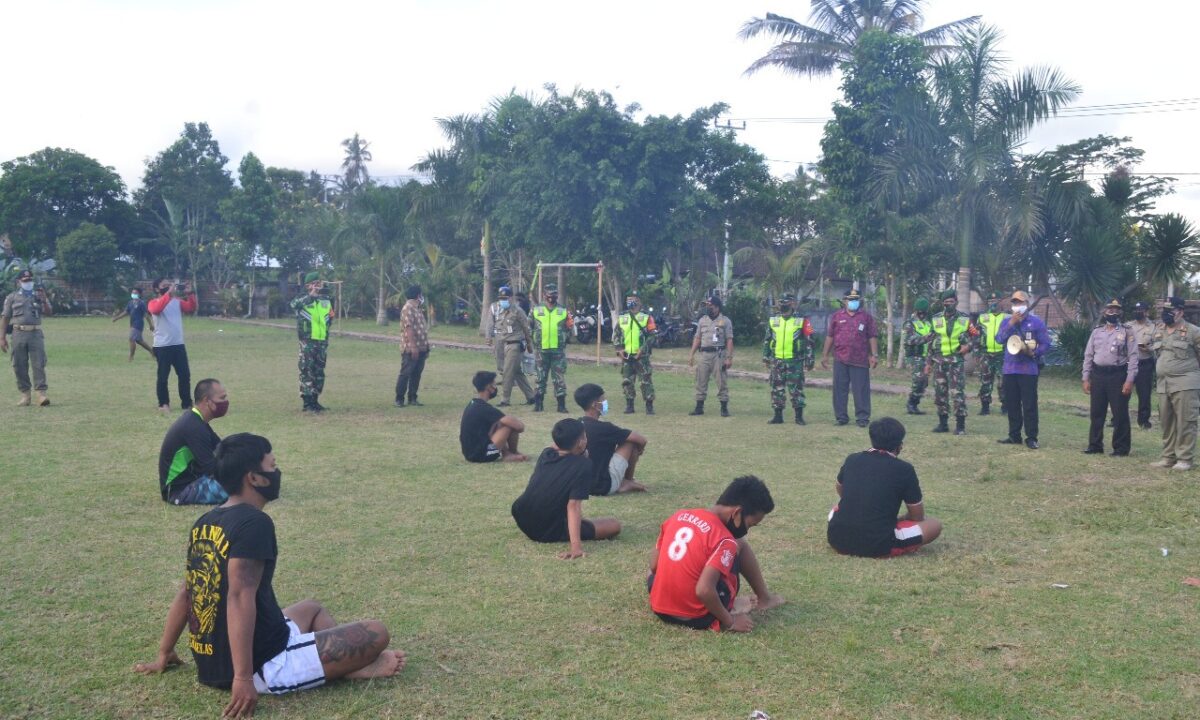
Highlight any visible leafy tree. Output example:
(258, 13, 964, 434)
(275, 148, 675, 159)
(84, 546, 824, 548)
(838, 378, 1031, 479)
(0, 147, 135, 259)
(334, 183, 416, 324)
(56, 222, 119, 312)
(219, 153, 277, 295)
(739, 0, 978, 78)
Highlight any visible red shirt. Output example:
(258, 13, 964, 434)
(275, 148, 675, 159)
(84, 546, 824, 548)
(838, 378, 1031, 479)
(649, 508, 739, 626)
(828, 309, 877, 367)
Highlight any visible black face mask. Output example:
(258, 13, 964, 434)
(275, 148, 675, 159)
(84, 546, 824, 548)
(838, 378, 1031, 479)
(779, 305, 793, 315)
(1134, 311, 1146, 321)
(1163, 310, 1177, 326)
(708, 309, 719, 319)
(724, 511, 748, 539)
(253, 469, 282, 501)
(943, 305, 957, 316)
(487, 387, 498, 400)
(1104, 314, 1119, 324)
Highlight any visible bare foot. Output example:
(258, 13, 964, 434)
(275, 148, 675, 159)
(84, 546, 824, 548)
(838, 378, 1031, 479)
(502, 453, 529, 462)
(731, 595, 754, 614)
(345, 649, 406, 680)
(753, 593, 786, 612)
(616, 479, 647, 493)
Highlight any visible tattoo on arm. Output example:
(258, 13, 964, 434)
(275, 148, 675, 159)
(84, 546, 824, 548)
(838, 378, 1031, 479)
(315, 623, 381, 664)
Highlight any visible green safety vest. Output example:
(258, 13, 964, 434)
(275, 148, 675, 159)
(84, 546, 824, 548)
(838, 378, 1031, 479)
(978, 312, 1005, 353)
(532, 306, 568, 350)
(617, 312, 650, 354)
(911, 318, 932, 357)
(769, 316, 804, 360)
(933, 314, 969, 357)
(307, 299, 331, 341)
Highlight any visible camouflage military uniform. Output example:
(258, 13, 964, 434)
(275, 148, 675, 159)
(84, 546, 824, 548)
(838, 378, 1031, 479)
(614, 309, 657, 405)
(974, 310, 1009, 410)
(531, 303, 571, 403)
(929, 311, 971, 419)
(290, 292, 333, 410)
(763, 315, 814, 410)
(902, 313, 933, 411)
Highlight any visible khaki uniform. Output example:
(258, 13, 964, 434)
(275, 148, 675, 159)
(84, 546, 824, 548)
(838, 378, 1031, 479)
(1151, 322, 1200, 464)
(494, 305, 534, 403)
(2, 290, 48, 394)
(695, 313, 732, 401)
(1131, 319, 1156, 426)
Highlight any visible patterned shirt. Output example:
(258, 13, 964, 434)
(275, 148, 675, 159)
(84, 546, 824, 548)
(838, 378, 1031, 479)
(827, 309, 877, 367)
(400, 299, 430, 353)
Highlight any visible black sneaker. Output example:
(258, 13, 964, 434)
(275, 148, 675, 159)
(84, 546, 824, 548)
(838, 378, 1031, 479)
(997, 437, 1022, 444)
(394, 399, 406, 407)
(407, 399, 424, 407)
(1025, 439, 1039, 450)
(856, 419, 869, 428)
(1082, 447, 1103, 454)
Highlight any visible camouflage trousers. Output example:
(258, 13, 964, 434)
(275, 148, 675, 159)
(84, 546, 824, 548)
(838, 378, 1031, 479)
(536, 350, 567, 399)
(930, 354, 967, 418)
(621, 354, 655, 402)
(768, 359, 806, 410)
(907, 355, 928, 402)
(978, 351, 1005, 405)
(299, 340, 327, 402)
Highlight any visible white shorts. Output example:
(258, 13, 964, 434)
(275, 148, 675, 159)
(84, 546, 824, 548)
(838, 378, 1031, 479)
(607, 454, 629, 495)
(253, 620, 326, 695)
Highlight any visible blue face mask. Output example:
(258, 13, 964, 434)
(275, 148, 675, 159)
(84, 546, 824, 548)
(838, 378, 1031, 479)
(847, 300, 861, 311)
(499, 299, 510, 310)
(130, 293, 139, 300)
(600, 400, 608, 416)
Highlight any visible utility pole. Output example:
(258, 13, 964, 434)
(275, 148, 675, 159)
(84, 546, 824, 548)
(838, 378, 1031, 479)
(715, 117, 745, 299)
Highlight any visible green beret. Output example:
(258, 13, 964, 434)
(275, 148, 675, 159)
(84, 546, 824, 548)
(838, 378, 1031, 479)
(913, 298, 929, 312)
(987, 291, 1002, 302)
(304, 271, 321, 284)
(939, 289, 957, 301)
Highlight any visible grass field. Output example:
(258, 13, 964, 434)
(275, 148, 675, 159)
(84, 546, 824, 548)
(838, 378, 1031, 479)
(1, 317, 1197, 719)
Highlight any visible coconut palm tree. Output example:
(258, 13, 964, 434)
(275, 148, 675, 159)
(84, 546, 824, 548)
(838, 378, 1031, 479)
(739, 0, 979, 77)
(1142, 213, 1200, 297)
(732, 241, 825, 301)
(340, 133, 373, 195)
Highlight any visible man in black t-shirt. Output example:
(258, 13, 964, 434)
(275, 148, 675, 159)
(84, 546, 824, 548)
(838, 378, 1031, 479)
(827, 417, 942, 557)
(460, 370, 528, 462)
(574, 383, 648, 495)
(512, 418, 622, 559)
(136, 434, 406, 717)
(157, 379, 229, 505)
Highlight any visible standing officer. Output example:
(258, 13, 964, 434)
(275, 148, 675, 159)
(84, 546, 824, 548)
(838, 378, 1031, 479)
(902, 298, 933, 415)
(493, 286, 536, 407)
(762, 293, 814, 425)
(289, 271, 334, 413)
(1150, 297, 1200, 471)
(975, 291, 1008, 415)
(531, 283, 572, 413)
(613, 291, 657, 415)
(820, 289, 878, 427)
(0, 269, 52, 406)
(688, 295, 734, 417)
(1082, 299, 1138, 456)
(1130, 301, 1156, 429)
(927, 289, 972, 435)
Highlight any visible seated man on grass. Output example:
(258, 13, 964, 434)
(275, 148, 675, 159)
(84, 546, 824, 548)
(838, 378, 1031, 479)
(460, 371, 527, 463)
(647, 475, 785, 633)
(135, 433, 405, 717)
(158, 378, 230, 505)
(574, 383, 647, 495)
(511, 418, 622, 559)
(827, 417, 943, 558)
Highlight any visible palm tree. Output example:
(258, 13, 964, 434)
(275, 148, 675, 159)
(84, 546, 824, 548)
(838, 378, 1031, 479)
(1143, 213, 1200, 297)
(333, 186, 409, 325)
(739, 0, 979, 77)
(340, 133, 373, 195)
(732, 241, 825, 301)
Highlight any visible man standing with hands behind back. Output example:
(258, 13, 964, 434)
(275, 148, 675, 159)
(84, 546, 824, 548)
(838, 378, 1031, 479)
(688, 295, 734, 417)
(821, 288, 878, 428)
(1130, 301, 1156, 429)
(995, 290, 1051, 450)
(1, 268, 53, 406)
(1150, 297, 1200, 471)
(1082, 299, 1138, 457)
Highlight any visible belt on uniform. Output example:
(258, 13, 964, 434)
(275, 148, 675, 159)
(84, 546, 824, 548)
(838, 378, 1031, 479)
(699, 347, 719, 353)
(13, 324, 40, 332)
(505, 340, 523, 344)
(1093, 363, 1127, 372)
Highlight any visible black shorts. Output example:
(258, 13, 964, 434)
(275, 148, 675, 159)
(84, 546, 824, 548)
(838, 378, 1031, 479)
(515, 515, 596, 543)
(646, 563, 740, 631)
(465, 442, 502, 463)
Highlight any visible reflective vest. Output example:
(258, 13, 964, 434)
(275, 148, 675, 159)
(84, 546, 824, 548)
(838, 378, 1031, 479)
(769, 316, 804, 360)
(531, 306, 568, 350)
(978, 312, 1006, 353)
(305, 299, 331, 341)
(932, 314, 969, 356)
(911, 318, 932, 357)
(618, 312, 650, 354)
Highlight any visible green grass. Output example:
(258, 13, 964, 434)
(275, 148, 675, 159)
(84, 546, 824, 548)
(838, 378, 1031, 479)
(1, 317, 1197, 719)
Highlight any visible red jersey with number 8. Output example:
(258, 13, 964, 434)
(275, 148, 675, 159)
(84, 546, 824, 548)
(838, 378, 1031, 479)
(650, 508, 740, 621)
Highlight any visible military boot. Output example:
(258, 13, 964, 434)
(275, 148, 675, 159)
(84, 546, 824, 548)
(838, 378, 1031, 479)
(954, 416, 966, 435)
(17, 392, 31, 407)
(933, 415, 949, 433)
(533, 394, 544, 412)
(906, 397, 925, 415)
(720, 401, 730, 417)
(979, 401, 990, 416)
(645, 400, 655, 415)
(795, 407, 806, 426)
(689, 401, 704, 416)
(556, 396, 567, 413)
(36, 391, 49, 407)
(768, 408, 784, 424)
(624, 399, 635, 414)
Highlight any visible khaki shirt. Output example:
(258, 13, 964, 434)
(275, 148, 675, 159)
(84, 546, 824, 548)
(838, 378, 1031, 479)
(1082, 323, 1138, 384)
(2, 291, 43, 327)
(1152, 321, 1200, 393)
(495, 306, 530, 343)
(697, 313, 732, 350)
(1130, 319, 1155, 360)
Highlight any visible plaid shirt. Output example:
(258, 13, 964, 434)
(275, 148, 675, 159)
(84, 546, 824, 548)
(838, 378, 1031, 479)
(400, 299, 429, 353)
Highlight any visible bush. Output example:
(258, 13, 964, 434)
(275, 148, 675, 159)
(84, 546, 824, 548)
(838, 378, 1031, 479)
(217, 287, 246, 317)
(1053, 320, 1093, 371)
(723, 291, 767, 347)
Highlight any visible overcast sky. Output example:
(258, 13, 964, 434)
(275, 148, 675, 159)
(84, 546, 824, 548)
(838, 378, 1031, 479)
(3, 0, 1198, 218)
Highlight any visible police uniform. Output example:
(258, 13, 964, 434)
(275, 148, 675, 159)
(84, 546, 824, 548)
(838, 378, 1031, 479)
(531, 285, 571, 413)
(762, 294, 813, 425)
(1, 272, 51, 406)
(1082, 299, 1139, 455)
(614, 294, 657, 414)
(1130, 302, 1156, 429)
(975, 293, 1009, 414)
(691, 298, 733, 416)
(1150, 298, 1200, 470)
(290, 273, 333, 412)
(928, 290, 971, 434)
(493, 289, 536, 406)
(902, 299, 933, 415)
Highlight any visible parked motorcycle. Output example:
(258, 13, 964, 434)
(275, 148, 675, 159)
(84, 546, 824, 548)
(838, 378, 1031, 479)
(573, 306, 598, 344)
